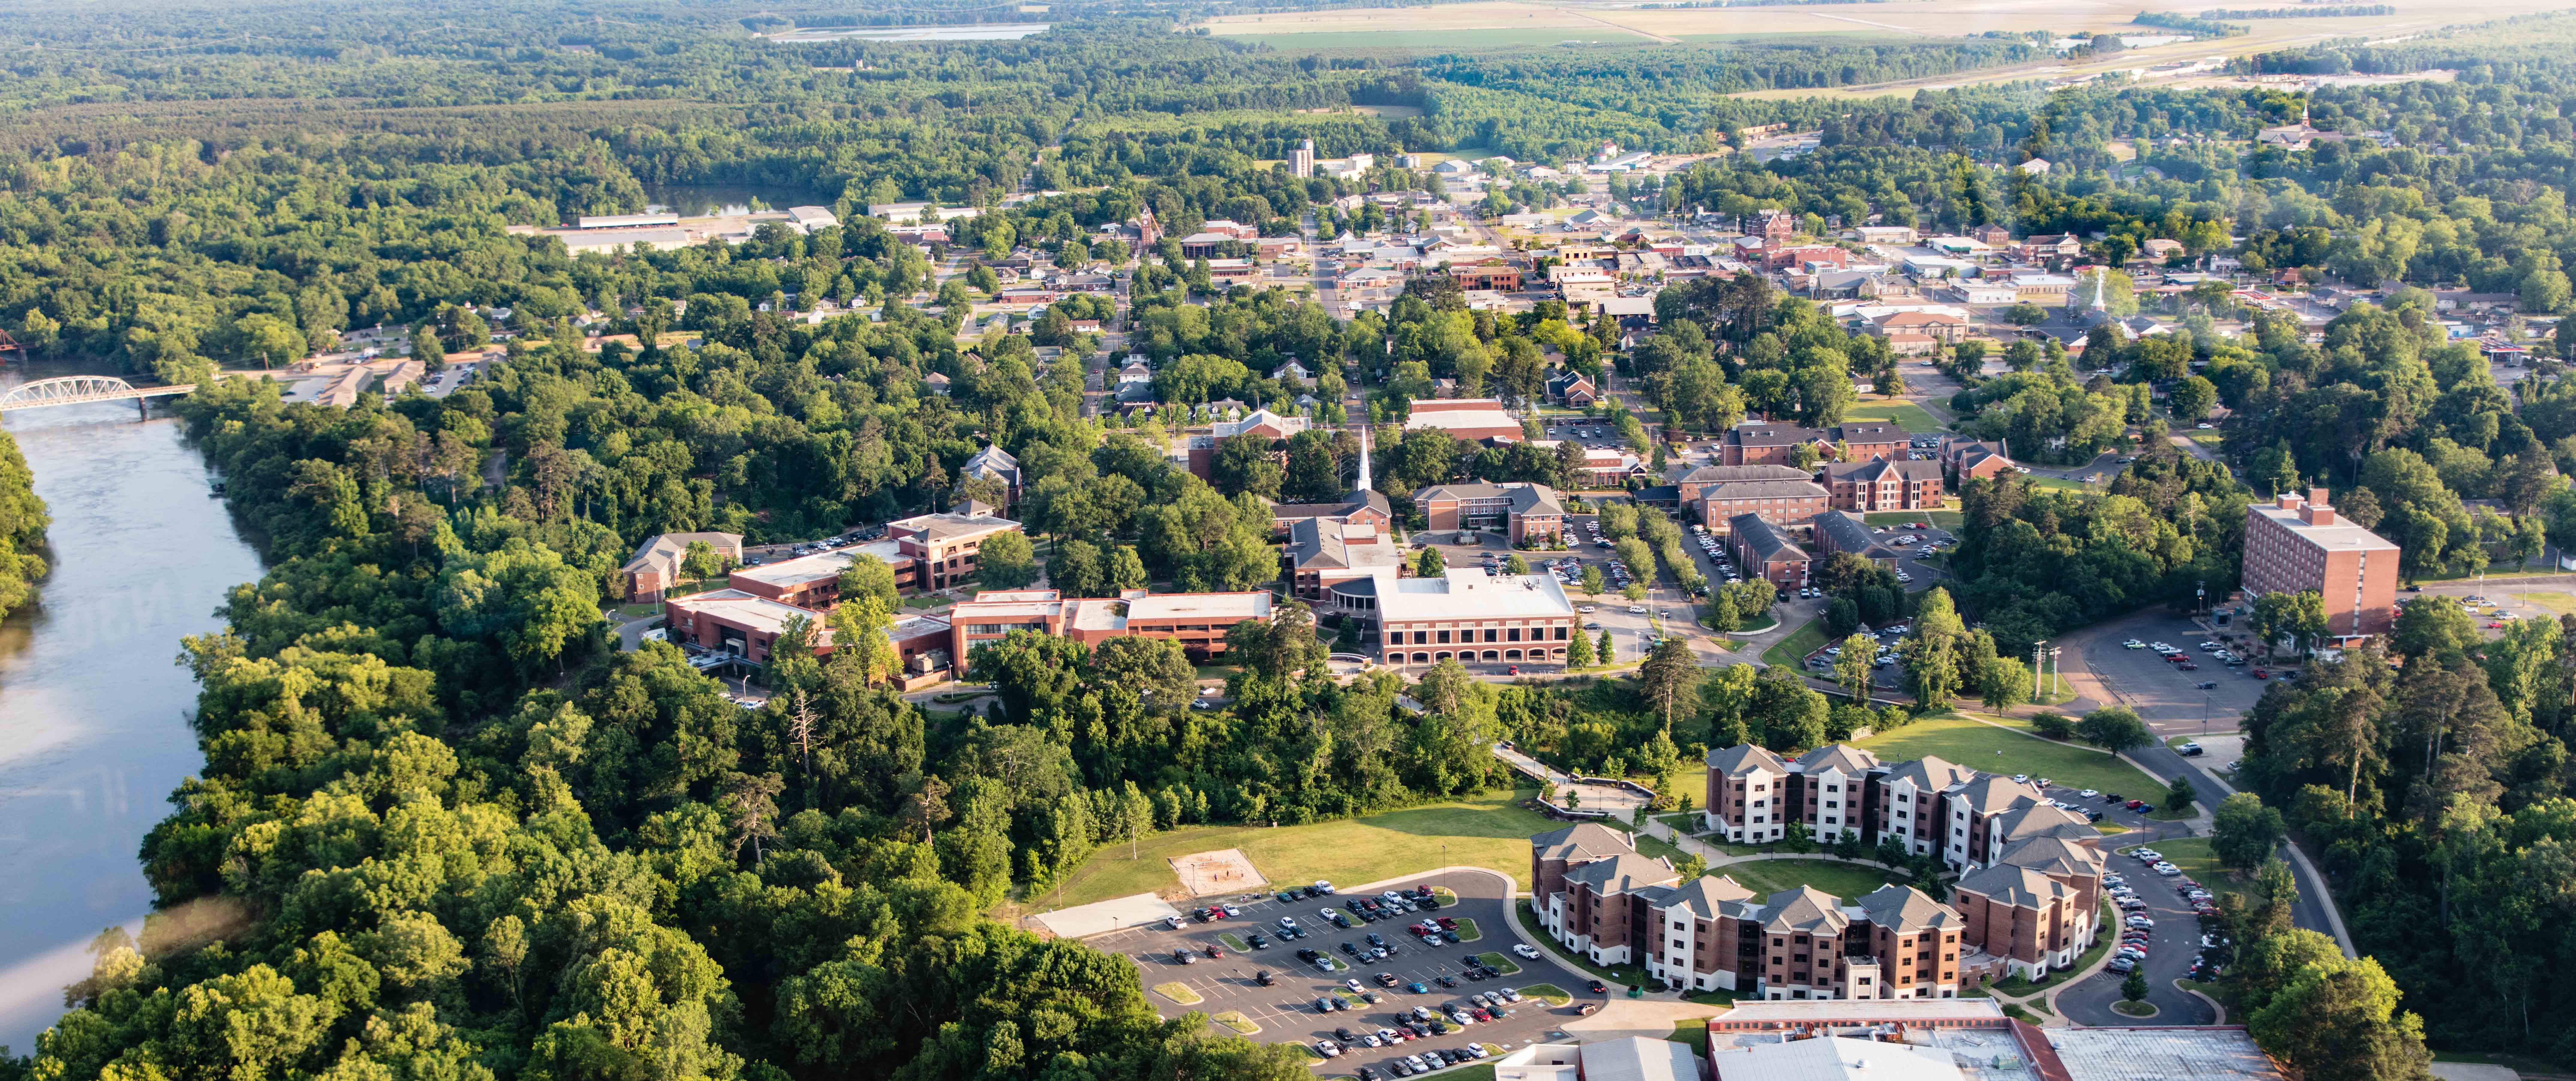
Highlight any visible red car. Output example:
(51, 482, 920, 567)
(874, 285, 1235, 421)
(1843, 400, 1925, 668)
(1507, 665, 1522, 676)
(2252, 669, 2270, 680)
(2125, 799, 2149, 810)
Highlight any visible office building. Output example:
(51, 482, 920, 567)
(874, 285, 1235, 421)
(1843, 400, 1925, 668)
(621, 531, 744, 603)
(947, 588, 1273, 673)
(1416, 481, 1565, 543)
(888, 510, 1025, 591)
(1332, 567, 1579, 667)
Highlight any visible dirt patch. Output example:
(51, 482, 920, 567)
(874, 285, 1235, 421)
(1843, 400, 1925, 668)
(1171, 847, 1267, 896)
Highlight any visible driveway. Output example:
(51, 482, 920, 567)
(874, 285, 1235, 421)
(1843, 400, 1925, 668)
(2053, 835, 2221, 1027)
(1095, 869, 1599, 1075)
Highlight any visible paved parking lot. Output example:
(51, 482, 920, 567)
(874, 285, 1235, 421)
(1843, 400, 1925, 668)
(1092, 869, 1599, 1076)
(2056, 840, 2220, 1026)
(2068, 612, 2272, 736)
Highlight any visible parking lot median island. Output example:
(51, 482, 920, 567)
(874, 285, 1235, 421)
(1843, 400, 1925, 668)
(1515, 983, 1574, 1006)
(1473, 952, 1522, 976)
(1153, 982, 1202, 1005)
(1217, 932, 1251, 952)
(1450, 917, 1482, 942)
(1211, 1010, 1259, 1035)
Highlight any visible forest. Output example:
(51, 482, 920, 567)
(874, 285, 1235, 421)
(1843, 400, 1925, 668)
(0, 430, 45, 622)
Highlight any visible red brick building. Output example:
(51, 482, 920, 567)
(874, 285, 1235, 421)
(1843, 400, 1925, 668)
(1822, 458, 1945, 512)
(2242, 488, 2400, 642)
(1726, 514, 1811, 589)
(1694, 479, 1831, 533)
(946, 588, 1274, 673)
(1416, 481, 1565, 543)
(622, 531, 744, 603)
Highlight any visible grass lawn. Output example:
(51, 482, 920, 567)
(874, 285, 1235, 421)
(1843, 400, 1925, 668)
(1863, 510, 1964, 532)
(1153, 982, 1202, 1005)
(1517, 983, 1574, 1006)
(1670, 1020, 1710, 1054)
(1856, 715, 2162, 797)
(616, 602, 660, 617)
(1452, 917, 1483, 942)
(1718, 858, 1904, 899)
(902, 594, 950, 610)
(2025, 475, 2097, 493)
(1733, 615, 1780, 634)
(1218, 932, 1251, 952)
(1761, 617, 1831, 670)
(1475, 951, 1524, 976)
(1036, 788, 1552, 911)
(1212, 1010, 1259, 1035)
(1843, 400, 1944, 433)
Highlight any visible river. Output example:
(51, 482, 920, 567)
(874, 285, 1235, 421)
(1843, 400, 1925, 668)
(0, 361, 262, 1053)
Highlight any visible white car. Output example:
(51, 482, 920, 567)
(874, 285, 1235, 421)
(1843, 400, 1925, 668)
(2079, 789, 2100, 798)
(1315, 1040, 1343, 1059)
(2131, 849, 2163, 862)
(2123, 639, 2147, 649)
(1512, 943, 1541, 959)
(1628, 605, 1647, 614)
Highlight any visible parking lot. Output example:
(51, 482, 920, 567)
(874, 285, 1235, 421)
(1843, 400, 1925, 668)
(1091, 869, 1598, 1077)
(2071, 613, 2276, 737)
(2055, 842, 2221, 1026)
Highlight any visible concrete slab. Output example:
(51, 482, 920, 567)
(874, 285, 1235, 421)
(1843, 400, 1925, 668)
(1031, 892, 1182, 940)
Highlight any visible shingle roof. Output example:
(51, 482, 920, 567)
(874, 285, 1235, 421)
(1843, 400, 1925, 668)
(1809, 511, 1896, 560)
(1822, 458, 1943, 483)
(1655, 875, 1759, 920)
(1727, 424, 1831, 449)
(1671, 464, 1816, 484)
(1953, 774, 2044, 815)
(1855, 884, 1961, 933)
(1954, 864, 2072, 909)
(1794, 744, 1881, 776)
(1727, 514, 1807, 565)
(1700, 479, 1832, 501)
(1564, 852, 1679, 896)
(1532, 822, 1634, 863)
(1996, 835, 2106, 878)
(1990, 800, 2099, 844)
(1882, 755, 1974, 792)
(1760, 886, 1850, 935)
(1705, 742, 1789, 776)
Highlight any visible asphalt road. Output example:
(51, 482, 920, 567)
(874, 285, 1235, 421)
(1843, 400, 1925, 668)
(1094, 869, 1597, 1076)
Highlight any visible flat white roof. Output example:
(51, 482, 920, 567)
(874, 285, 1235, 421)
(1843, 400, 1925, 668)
(732, 550, 857, 588)
(1712, 1000, 2006, 1023)
(1404, 405, 1521, 432)
(1378, 569, 1575, 623)
(1710, 1036, 1959, 1081)
(1127, 592, 1272, 621)
(668, 589, 822, 637)
(2249, 503, 2400, 553)
(2044, 1028, 2285, 1081)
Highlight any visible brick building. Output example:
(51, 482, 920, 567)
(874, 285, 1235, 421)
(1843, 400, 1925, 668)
(1529, 824, 1969, 998)
(1337, 567, 1580, 667)
(1693, 479, 1832, 533)
(890, 510, 1025, 592)
(2242, 488, 2400, 642)
(947, 588, 1273, 673)
(1811, 510, 1901, 566)
(1701, 742, 2103, 874)
(1822, 458, 1945, 512)
(1726, 514, 1811, 589)
(1941, 438, 2016, 481)
(621, 531, 744, 603)
(1670, 464, 1815, 506)
(663, 589, 950, 670)
(1417, 481, 1565, 543)
(1720, 423, 1912, 466)
(1283, 516, 1404, 601)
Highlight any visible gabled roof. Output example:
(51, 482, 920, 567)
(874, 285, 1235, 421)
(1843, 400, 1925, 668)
(1953, 774, 2044, 815)
(1706, 743, 1789, 777)
(1760, 886, 1849, 936)
(1855, 883, 1961, 933)
(1829, 423, 1913, 444)
(1954, 864, 2072, 910)
(1882, 754, 1974, 792)
(1671, 464, 1815, 485)
(1564, 852, 1679, 897)
(1654, 875, 1759, 920)
(1727, 515, 1807, 565)
(1532, 822, 1634, 863)
(1794, 744, 1880, 776)
(1727, 423, 1831, 449)
(1996, 835, 2105, 879)
(1990, 800, 2099, 844)
(1810, 511, 1896, 561)
(1822, 458, 1943, 483)
(1700, 479, 1831, 502)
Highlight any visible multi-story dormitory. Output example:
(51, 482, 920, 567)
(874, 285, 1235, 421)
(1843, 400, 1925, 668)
(1531, 814, 2103, 996)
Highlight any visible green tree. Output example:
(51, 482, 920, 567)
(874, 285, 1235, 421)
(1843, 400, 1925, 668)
(1979, 655, 2033, 712)
(2122, 969, 2151, 1005)
(1581, 565, 1605, 596)
(1640, 638, 1698, 731)
(1899, 588, 1966, 707)
(1834, 633, 1877, 703)
(2163, 774, 2197, 815)
(2170, 375, 2219, 421)
(1504, 553, 1530, 575)
(1597, 629, 1616, 666)
(681, 539, 723, 586)
(1416, 547, 1447, 577)
(976, 530, 1037, 590)
(2213, 791, 2288, 871)
(1567, 626, 1597, 667)
(2248, 952, 2435, 1081)
(2077, 705, 2152, 753)
(836, 555, 900, 608)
